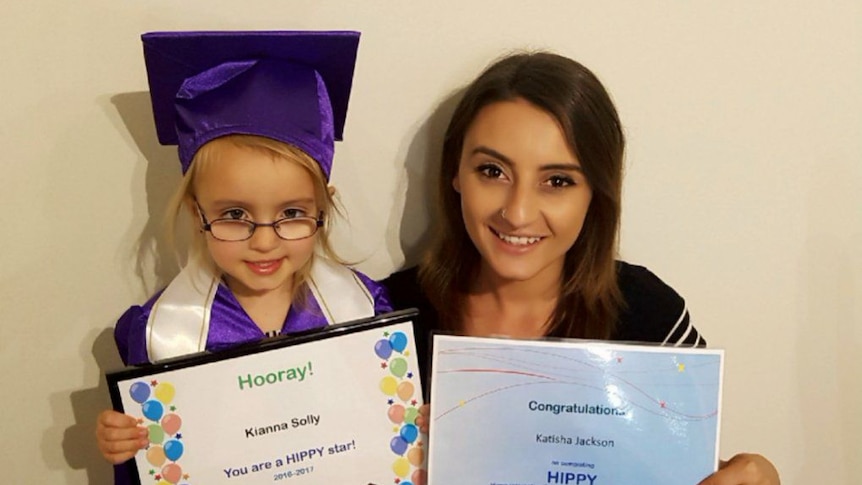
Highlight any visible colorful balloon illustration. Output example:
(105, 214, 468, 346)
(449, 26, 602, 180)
(403, 406, 419, 425)
(164, 439, 184, 461)
(129, 382, 151, 403)
(407, 446, 425, 467)
(142, 400, 164, 422)
(412, 468, 427, 485)
(146, 445, 166, 467)
(400, 423, 419, 443)
(161, 463, 183, 484)
(396, 381, 415, 401)
(392, 457, 410, 477)
(380, 376, 398, 396)
(389, 357, 408, 378)
(390, 436, 408, 455)
(374, 339, 393, 360)
(154, 382, 176, 404)
(161, 413, 182, 435)
(148, 424, 165, 444)
(389, 331, 408, 353)
(155, 481, 171, 485)
(388, 404, 405, 424)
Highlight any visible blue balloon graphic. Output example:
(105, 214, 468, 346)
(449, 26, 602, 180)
(389, 332, 408, 353)
(390, 436, 408, 455)
(400, 423, 419, 443)
(374, 339, 392, 360)
(141, 400, 164, 422)
(401, 482, 413, 485)
(164, 439, 184, 461)
(129, 382, 150, 404)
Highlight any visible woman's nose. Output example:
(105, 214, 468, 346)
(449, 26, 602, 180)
(501, 183, 538, 226)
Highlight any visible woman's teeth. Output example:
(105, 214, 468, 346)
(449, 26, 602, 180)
(496, 231, 542, 246)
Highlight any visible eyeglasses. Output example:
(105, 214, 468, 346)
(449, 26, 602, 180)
(196, 203, 324, 242)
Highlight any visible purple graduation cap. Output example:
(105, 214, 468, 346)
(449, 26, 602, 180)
(142, 30, 360, 177)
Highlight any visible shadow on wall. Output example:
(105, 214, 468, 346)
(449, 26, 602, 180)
(795, 164, 860, 481)
(47, 93, 186, 483)
(112, 91, 186, 294)
(386, 88, 466, 271)
(49, 328, 124, 483)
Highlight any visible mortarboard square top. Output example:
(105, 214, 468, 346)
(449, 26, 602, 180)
(142, 30, 360, 176)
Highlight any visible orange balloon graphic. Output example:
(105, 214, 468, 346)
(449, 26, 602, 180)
(396, 381, 414, 401)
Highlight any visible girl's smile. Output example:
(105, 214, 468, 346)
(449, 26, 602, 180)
(245, 259, 284, 276)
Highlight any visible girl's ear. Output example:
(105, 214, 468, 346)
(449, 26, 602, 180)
(183, 196, 199, 219)
(452, 174, 461, 193)
(327, 185, 336, 197)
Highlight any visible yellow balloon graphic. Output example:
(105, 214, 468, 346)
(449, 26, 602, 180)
(380, 376, 398, 396)
(392, 457, 410, 477)
(146, 445, 166, 467)
(154, 382, 176, 404)
(407, 446, 425, 467)
(397, 381, 415, 401)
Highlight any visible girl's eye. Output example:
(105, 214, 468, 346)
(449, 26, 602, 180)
(282, 208, 307, 219)
(222, 208, 248, 220)
(546, 175, 576, 188)
(477, 163, 505, 179)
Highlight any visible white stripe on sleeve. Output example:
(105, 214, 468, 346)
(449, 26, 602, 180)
(660, 303, 688, 346)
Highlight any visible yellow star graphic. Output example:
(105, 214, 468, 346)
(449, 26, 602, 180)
(677, 363, 685, 372)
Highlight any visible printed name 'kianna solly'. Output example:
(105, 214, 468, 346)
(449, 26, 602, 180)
(245, 414, 320, 438)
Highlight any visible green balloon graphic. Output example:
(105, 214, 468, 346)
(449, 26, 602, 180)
(404, 406, 419, 425)
(389, 358, 408, 378)
(148, 424, 165, 444)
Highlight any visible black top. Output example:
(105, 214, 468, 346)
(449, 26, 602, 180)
(382, 261, 703, 382)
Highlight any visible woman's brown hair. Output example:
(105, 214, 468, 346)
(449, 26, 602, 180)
(419, 52, 625, 339)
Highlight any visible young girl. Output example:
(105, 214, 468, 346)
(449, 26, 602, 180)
(97, 31, 390, 471)
(384, 52, 780, 485)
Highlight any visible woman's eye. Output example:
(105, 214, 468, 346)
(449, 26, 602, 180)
(282, 208, 307, 219)
(477, 164, 504, 179)
(546, 175, 576, 188)
(222, 209, 247, 220)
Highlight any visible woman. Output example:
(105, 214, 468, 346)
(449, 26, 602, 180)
(384, 52, 779, 485)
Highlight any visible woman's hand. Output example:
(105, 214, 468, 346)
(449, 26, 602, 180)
(697, 453, 780, 485)
(95, 409, 149, 464)
(415, 404, 430, 434)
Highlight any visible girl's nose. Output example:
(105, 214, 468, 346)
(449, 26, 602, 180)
(248, 224, 281, 251)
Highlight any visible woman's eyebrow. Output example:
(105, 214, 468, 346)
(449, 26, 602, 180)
(470, 146, 513, 166)
(471, 146, 583, 172)
(539, 163, 584, 173)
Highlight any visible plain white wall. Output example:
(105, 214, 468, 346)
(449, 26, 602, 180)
(1, 1, 859, 483)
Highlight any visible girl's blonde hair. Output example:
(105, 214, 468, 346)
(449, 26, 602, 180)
(165, 134, 345, 305)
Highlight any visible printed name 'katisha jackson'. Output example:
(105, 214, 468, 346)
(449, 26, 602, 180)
(536, 434, 615, 448)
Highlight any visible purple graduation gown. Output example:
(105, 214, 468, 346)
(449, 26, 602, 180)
(114, 269, 391, 367)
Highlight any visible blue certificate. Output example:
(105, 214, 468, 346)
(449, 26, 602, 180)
(428, 335, 723, 485)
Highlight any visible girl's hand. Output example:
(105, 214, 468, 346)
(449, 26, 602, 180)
(415, 404, 430, 434)
(697, 453, 780, 485)
(95, 409, 149, 464)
